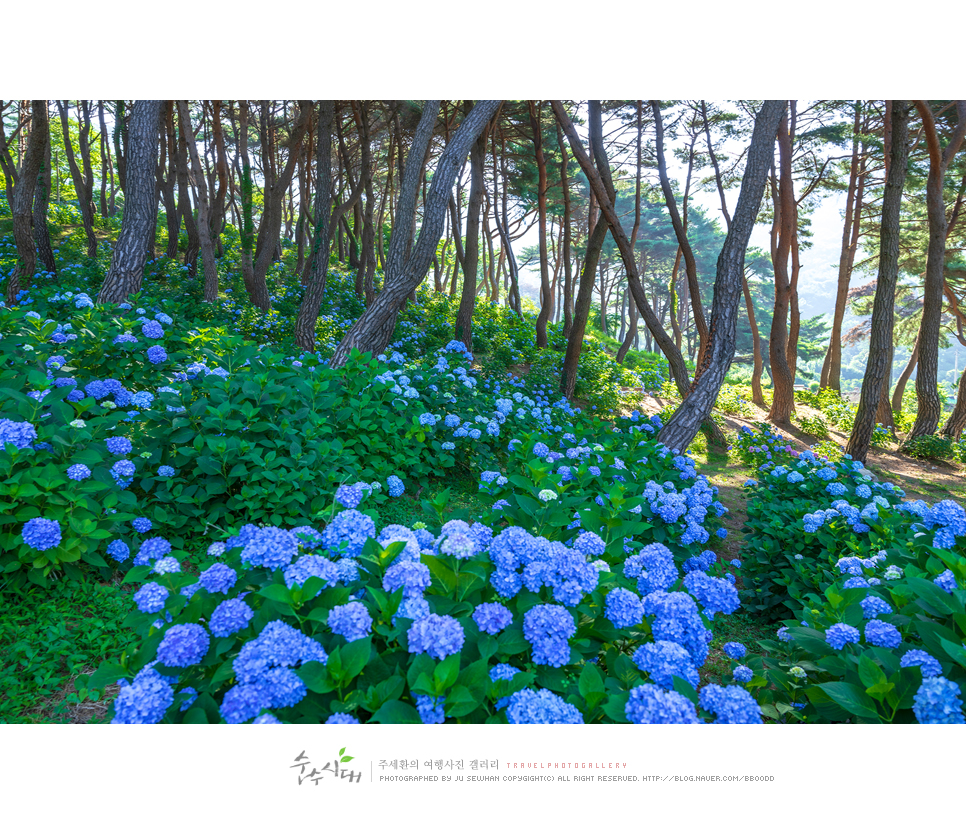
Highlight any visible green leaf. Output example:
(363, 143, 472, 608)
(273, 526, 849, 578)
(813, 681, 881, 722)
(257, 584, 293, 604)
(857, 654, 887, 690)
(340, 637, 371, 682)
(434, 653, 461, 692)
(369, 700, 421, 724)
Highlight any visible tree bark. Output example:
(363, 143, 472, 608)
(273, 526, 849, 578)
(159, 102, 180, 258)
(656, 100, 786, 452)
(846, 101, 910, 462)
(906, 100, 966, 440)
(940, 366, 966, 439)
(892, 337, 919, 414)
(97, 101, 162, 304)
(556, 119, 574, 338)
(176, 101, 218, 302)
(56, 100, 98, 257)
(529, 101, 553, 347)
(455, 101, 488, 349)
(767, 106, 797, 426)
(652, 100, 708, 356)
(33, 127, 56, 275)
(6, 100, 48, 304)
(329, 100, 502, 367)
(822, 102, 866, 391)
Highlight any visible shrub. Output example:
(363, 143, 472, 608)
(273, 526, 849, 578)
(902, 435, 953, 461)
(796, 414, 829, 439)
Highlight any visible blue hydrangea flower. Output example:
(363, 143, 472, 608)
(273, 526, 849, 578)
(489, 663, 521, 683)
(327, 602, 372, 642)
(326, 713, 360, 724)
(383, 560, 431, 598)
(826, 623, 860, 650)
(643, 590, 710, 666)
(111, 459, 136, 488)
(733, 665, 753, 683)
(153, 556, 181, 575)
(158, 465, 175, 477)
(860, 595, 892, 619)
(415, 695, 446, 724)
(407, 614, 465, 660)
(133, 582, 169, 614)
(241, 527, 298, 570)
(133, 537, 171, 566)
(623, 542, 678, 594)
(106, 436, 133, 456)
(472, 603, 513, 635)
(283, 555, 340, 597)
(633, 641, 699, 689)
(232, 620, 326, 685)
(156, 623, 209, 667)
(199, 562, 238, 595)
(683, 571, 740, 617)
(913, 677, 965, 724)
(387, 475, 405, 497)
(146, 345, 167, 364)
(132, 517, 152, 533)
(523, 604, 575, 668)
(934, 570, 957, 594)
(605, 587, 644, 629)
(107, 539, 130, 562)
(321, 509, 375, 558)
(142, 320, 164, 339)
(573, 531, 605, 559)
(506, 688, 583, 724)
(111, 667, 174, 724)
(723, 642, 746, 660)
(67, 463, 91, 481)
(900, 649, 942, 678)
(253, 713, 282, 724)
(393, 596, 431, 623)
(625, 684, 699, 724)
(864, 620, 902, 648)
(21, 518, 61, 551)
(699, 684, 762, 724)
(335, 483, 364, 509)
(209, 598, 254, 637)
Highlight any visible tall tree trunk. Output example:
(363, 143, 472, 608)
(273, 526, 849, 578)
(98, 100, 109, 218)
(113, 101, 127, 193)
(209, 100, 230, 254)
(493, 131, 522, 316)
(455, 101, 488, 349)
(97, 101, 162, 304)
(34, 128, 56, 274)
(652, 100, 709, 357)
(822, 102, 866, 391)
(655, 100, 786, 452)
(892, 337, 919, 414)
(6, 100, 48, 304)
(56, 100, 98, 257)
(906, 100, 966, 441)
(940, 366, 966, 439)
(529, 101, 553, 347)
(176, 101, 218, 302)
(175, 103, 201, 275)
(159, 102, 180, 259)
(702, 100, 766, 408)
(556, 119, 574, 338)
(768, 106, 797, 426)
(236, 101, 265, 308)
(617, 102, 644, 364)
(330, 101, 502, 367)
(846, 101, 910, 462)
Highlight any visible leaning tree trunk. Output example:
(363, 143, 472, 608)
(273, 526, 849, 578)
(159, 102, 180, 258)
(846, 101, 910, 462)
(892, 337, 919, 414)
(940, 366, 966, 439)
(655, 101, 786, 452)
(455, 102, 488, 350)
(329, 101, 502, 367)
(906, 100, 966, 441)
(56, 100, 98, 257)
(530, 101, 553, 347)
(175, 106, 201, 276)
(96, 101, 162, 304)
(237, 101, 268, 309)
(768, 106, 797, 426)
(33, 132, 56, 274)
(557, 119, 574, 338)
(176, 101, 218, 302)
(6, 100, 48, 305)
(561, 211, 609, 398)
(822, 102, 865, 391)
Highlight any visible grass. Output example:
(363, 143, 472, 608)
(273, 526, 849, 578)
(0, 577, 136, 723)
